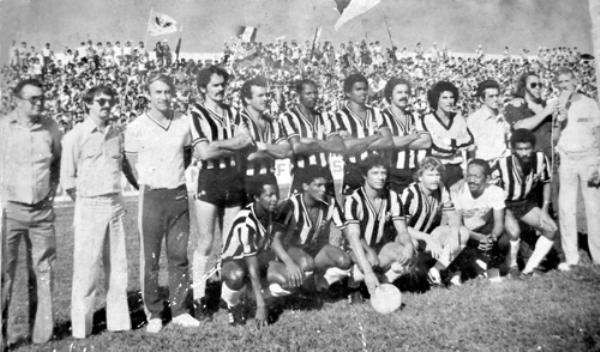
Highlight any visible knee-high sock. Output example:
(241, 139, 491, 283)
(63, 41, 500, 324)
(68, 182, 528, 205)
(193, 254, 210, 300)
(323, 267, 351, 285)
(523, 236, 554, 273)
(384, 262, 409, 283)
(352, 264, 365, 282)
(268, 283, 292, 297)
(508, 239, 520, 268)
(221, 282, 245, 307)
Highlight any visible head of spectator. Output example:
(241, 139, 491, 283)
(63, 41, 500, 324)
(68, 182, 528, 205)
(516, 71, 542, 103)
(384, 77, 411, 111)
(196, 65, 229, 105)
(241, 76, 268, 114)
(510, 128, 536, 167)
(476, 79, 501, 113)
(360, 154, 388, 192)
(417, 156, 446, 191)
(247, 174, 280, 215)
(295, 79, 318, 112)
(555, 66, 577, 95)
(13, 78, 44, 119)
(82, 85, 117, 123)
(427, 81, 459, 116)
(466, 158, 491, 197)
(143, 73, 175, 115)
(343, 73, 368, 106)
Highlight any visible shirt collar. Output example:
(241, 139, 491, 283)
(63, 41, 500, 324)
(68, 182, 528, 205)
(8, 110, 43, 128)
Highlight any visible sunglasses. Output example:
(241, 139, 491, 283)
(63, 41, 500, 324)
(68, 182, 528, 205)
(94, 98, 114, 106)
(529, 82, 541, 89)
(22, 95, 44, 104)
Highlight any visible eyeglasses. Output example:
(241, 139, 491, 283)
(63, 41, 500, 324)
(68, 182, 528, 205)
(22, 95, 44, 104)
(529, 82, 541, 89)
(94, 98, 114, 106)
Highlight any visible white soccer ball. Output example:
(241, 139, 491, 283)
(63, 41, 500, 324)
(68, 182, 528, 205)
(370, 283, 402, 315)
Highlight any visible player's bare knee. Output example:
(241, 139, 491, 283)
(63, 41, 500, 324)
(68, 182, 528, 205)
(222, 266, 246, 290)
(298, 255, 315, 274)
(335, 253, 353, 270)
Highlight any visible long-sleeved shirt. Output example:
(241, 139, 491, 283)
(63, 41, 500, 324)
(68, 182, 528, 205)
(0, 111, 61, 204)
(467, 106, 511, 162)
(60, 118, 123, 197)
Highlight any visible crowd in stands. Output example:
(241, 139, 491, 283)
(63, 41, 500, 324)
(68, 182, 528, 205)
(1, 38, 594, 134)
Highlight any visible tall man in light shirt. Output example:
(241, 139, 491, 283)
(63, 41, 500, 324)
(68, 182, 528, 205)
(554, 67, 600, 269)
(0, 79, 61, 344)
(61, 86, 131, 338)
(124, 73, 200, 333)
(467, 80, 511, 164)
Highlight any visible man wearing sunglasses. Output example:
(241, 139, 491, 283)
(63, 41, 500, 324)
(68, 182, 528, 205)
(60, 86, 132, 338)
(0, 78, 62, 346)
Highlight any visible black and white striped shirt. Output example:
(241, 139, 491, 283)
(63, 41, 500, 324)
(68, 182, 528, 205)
(221, 203, 272, 260)
(421, 112, 474, 164)
(235, 108, 285, 177)
(279, 105, 337, 170)
(189, 103, 237, 170)
(401, 182, 454, 233)
(344, 187, 405, 247)
(330, 104, 383, 165)
(491, 152, 551, 202)
(282, 194, 345, 248)
(379, 107, 428, 170)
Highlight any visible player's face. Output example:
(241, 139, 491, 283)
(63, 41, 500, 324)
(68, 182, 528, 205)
(364, 166, 387, 191)
(466, 164, 487, 195)
(299, 83, 318, 111)
(88, 93, 115, 121)
(437, 91, 455, 114)
(303, 177, 328, 203)
(247, 85, 268, 112)
(256, 184, 279, 213)
(147, 80, 173, 113)
(557, 73, 576, 94)
(204, 73, 226, 103)
(525, 75, 541, 100)
(482, 88, 500, 111)
(419, 169, 441, 191)
(18, 84, 44, 118)
(391, 83, 410, 109)
(347, 81, 368, 105)
(513, 142, 534, 164)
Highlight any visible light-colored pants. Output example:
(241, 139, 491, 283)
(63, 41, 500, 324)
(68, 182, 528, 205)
(2, 200, 55, 344)
(559, 153, 600, 265)
(71, 195, 130, 338)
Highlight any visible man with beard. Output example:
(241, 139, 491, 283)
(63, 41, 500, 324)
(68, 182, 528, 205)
(279, 79, 345, 196)
(189, 66, 254, 318)
(492, 129, 557, 275)
(329, 73, 392, 196)
(344, 155, 414, 301)
(451, 159, 506, 280)
(554, 67, 600, 269)
(380, 77, 431, 193)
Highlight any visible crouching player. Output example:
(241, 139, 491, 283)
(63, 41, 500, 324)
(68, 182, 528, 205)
(276, 166, 353, 293)
(344, 155, 415, 301)
(219, 175, 312, 327)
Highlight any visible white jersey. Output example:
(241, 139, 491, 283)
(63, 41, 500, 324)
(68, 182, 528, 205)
(451, 181, 506, 231)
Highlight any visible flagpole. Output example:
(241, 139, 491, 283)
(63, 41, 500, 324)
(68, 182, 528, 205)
(144, 7, 154, 56)
(376, 5, 394, 48)
(175, 24, 183, 63)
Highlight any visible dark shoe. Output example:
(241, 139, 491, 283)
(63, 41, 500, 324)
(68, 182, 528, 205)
(347, 290, 365, 305)
(223, 301, 246, 326)
(193, 298, 212, 321)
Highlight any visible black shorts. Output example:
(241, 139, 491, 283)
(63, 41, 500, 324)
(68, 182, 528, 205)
(387, 168, 416, 194)
(342, 163, 362, 196)
(196, 168, 245, 207)
(506, 199, 537, 219)
(222, 249, 276, 278)
(289, 166, 335, 197)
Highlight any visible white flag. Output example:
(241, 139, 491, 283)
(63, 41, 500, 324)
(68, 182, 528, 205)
(239, 26, 258, 42)
(147, 10, 178, 36)
(334, 0, 381, 31)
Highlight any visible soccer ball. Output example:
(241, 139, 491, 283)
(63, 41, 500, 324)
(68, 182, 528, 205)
(370, 283, 402, 314)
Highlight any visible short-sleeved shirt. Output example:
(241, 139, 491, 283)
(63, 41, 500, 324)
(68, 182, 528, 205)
(401, 182, 454, 234)
(279, 105, 337, 170)
(60, 118, 123, 197)
(556, 94, 600, 156)
(282, 194, 345, 248)
(421, 111, 474, 165)
(0, 111, 61, 204)
(491, 153, 550, 202)
(344, 187, 405, 247)
(329, 104, 383, 165)
(189, 103, 237, 170)
(451, 182, 506, 231)
(222, 203, 272, 260)
(235, 109, 285, 176)
(467, 106, 511, 162)
(379, 107, 428, 170)
(504, 101, 553, 158)
(124, 112, 192, 189)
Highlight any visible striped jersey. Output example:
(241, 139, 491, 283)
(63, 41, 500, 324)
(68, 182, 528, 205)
(221, 203, 272, 260)
(189, 103, 237, 170)
(235, 108, 285, 176)
(401, 182, 454, 233)
(379, 107, 428, 170)
(421, 112, 474, 164)
(344, 187, 405, 247)
(330, 104, 383, 165)
(282, 194, 345, 248)
(491, 152, 550, 202)
(279, 105, 337, 169)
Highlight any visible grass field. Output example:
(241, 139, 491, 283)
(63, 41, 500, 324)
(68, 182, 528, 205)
(5, 199, 600, 352)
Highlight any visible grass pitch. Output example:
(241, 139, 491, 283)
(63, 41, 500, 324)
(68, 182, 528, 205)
(5, 200, 600, 352)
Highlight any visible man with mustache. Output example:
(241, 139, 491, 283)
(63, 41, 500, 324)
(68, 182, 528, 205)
(492, 129, 557, 276)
